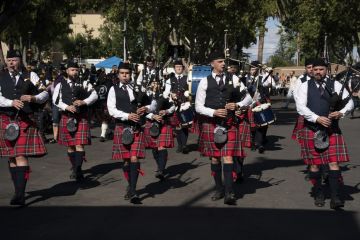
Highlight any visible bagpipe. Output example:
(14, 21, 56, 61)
(121, 82, 151, 145)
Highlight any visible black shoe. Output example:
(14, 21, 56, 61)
(48, 138, 57, 144)
(124, 186, 130, 200)
(330, 196, 344, 209)
(155, 171, 165, 181)
(99, 137, 106, 142)
(176, 146, 183, 153)
(10, 194, 25, 206)
(211, 188, 225, 201)
(258, 145, 265, 154)
(314, 191, 325, 207)
(129, 192, 141, 204)
(224, 192, 236, 205)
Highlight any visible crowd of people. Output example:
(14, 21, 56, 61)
(0, 48, 358, 208)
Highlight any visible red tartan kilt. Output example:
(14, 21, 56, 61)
(299, 127, 350, 165)
(247, 110, 257, 128)
(190, 114, 201, 134)
(58, 114, 91, 146)
(291, 115, 304, 143)
(0, 114, 46, 157)
(144, 121, 174, 148)
(238, 119, 251, 148)
(112, 125, 145, 160)
(168, 114, 180, 127)
(199, 122, 244, 157)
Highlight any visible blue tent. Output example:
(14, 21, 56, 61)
(95, 56, 123, 68)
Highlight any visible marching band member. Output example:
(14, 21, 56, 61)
(292, 59, 314, 142)
(145, 80, 175, 180)
(164, 60, 191, 153)
(195, 51, 251, 205)
(296, 58, 353, 209)
(136, 56, 157, 88)
(247, 61, 275, 153)
(107, 62, 157, 203)
(0, 50, 48, 206)
(52, 61, 98, 182)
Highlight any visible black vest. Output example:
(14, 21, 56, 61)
(114, 84, 134, 113)
(307, 78, 333, 117)
(204, 74, 233, 109)
(60, 79, 89, 113)
(170, 75, 188, 93)
(300, 74, 307, 83)
(0, 71, 39, 115)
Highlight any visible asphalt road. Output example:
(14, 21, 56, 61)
(1, 97, 359, 239)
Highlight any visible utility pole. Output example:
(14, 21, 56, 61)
(123, 0, 127, 62)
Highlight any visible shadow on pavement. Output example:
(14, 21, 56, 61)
(138, 159, 204, 201)
(0, 206, 358, 240)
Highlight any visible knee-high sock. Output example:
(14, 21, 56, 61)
(211, 163, 223, 190)
(67, 152, 76, 168)
(75, 151, 85, 171)
(328, 170, 342, 199)
(130, 162, 140, 193)
(223, 163, 234, 193)
(122, 164, 130, 185)
(309, 171, 322, 193)
(233, 157, 244, 175)
(8, 165, 17, 193)
(15, 166, 30, 198)
(101, 122, 108, 138)
(158, 149, 168, 172)
(176, 129, 184, 148)
(152, 149, 160, 170)
(181, 128, 189, 146)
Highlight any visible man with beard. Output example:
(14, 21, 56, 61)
(296, 58, 353, 209)
(52, 61, 98, 182)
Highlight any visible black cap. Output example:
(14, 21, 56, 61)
(250, 60, 260, 68)
(304, 58, 314, 67)
(6, 49, 21, 58)
(118, 62, 132, 71)
(228, 59, 238, 67)
(145, 56, 155, 62)
(312, 58, 327, 68)
(66, 60, 79, 69)
(30, 60, 37, 66)
(173, 59, 183, 66)
(208, 50, 225, 62)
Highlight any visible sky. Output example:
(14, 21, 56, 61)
(243, 18, 280, 63)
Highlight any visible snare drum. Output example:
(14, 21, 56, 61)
(252, 103, 275, 126)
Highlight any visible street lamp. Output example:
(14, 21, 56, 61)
(79, 42, 82, 64)
(27, 31, 32, 63)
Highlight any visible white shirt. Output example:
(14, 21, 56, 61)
(296, 78, 354, 123)
(163, 74, 186, 99)
(293, 74, 311, 103)
(0, 72, 49, 107)
(136, 67, 157, 86)
(52, 78, 98, 111)
(195, 72, 252, 117)
(107, 82, 157, 121)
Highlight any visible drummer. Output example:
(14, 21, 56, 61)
(296, 58, 353, 209)
(164, 59, 191, 153)
(195, 50, 251, 205)
(247, 61, 275, 153)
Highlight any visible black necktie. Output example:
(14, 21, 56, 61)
(217, 75, 224, 88)
(10, 72, 17, 85)
(318, 81, 325, 95)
